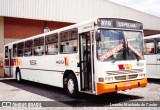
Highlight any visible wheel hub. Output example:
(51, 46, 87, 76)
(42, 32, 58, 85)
(67, 79, 74, 94)
(17, 72, 20, 81)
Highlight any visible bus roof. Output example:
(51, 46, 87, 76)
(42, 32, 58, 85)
(4, 17, 142, 46)
(4, 17, 98, 46)
(144, 34, 160, 39)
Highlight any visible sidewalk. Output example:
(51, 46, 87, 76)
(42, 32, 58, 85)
(0, 78, 15, 80)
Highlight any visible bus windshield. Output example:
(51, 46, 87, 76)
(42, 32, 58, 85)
(97, 29, 144, 62)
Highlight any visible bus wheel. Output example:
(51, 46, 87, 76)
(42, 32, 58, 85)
(66, 74, 78, 98)
(16, 71, 22, 82)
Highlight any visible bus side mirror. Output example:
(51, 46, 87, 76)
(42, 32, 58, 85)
(96, 31, 101, 42)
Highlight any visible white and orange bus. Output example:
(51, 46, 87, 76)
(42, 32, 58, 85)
(144, 34, 160, 79)
(4, 18, 147, 97)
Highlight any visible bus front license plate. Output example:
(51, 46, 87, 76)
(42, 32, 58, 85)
(124, 83, 132, 87)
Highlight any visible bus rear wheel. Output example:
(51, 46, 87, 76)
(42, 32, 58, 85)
(16, 71, 22, 83)
(66, 74, 78, 98)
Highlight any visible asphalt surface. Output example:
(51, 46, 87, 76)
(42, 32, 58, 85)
(0, 78, 160, 110)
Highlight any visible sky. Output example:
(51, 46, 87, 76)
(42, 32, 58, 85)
(108, 0, 160, 17)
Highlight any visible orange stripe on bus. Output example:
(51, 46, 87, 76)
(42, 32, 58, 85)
(5, 59, 9, 66)
(4, 58, 21, 67)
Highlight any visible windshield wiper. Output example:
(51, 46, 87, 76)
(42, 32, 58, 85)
(123, 39, 141, 62)
(125, 40, 140, 61)
(135, 54, 140, 61)
(113, 39, 129, 63)
(122, 40, 127, 60)
(125, 40, 128, 58)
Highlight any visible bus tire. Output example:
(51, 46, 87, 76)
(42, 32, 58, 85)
(16, 70, 22, 83)
(66, 74, 78, 98)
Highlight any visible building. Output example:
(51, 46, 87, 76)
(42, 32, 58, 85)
(0, 0, 160, 54)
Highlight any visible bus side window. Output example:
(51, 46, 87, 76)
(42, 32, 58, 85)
(45, 33, 58, 55)
(156, 38, 160, 54)
(144, 39, 155, 54)
(34, 37, 44, 56)
(60, 29, 78, 54)
(69, 29, 78, 52)
(17, 42, 24, 57)
(5, 46, 8, 58)
(13, 44, 17, 57)
(24, 40, 33, 56)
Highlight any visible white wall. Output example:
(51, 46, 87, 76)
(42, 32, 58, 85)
(4, 38, 21, 45)
(0, 0, 160, 30)
(0, 17, 4, 53)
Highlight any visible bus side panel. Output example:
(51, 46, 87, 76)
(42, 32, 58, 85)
(45, 54, 80, 88)
(4, 67, 9, 77)
(21, 69, 64, 87)
(19, 54, 80, 88)
(155, 54, 160, 78)
(12, 67, 16, 78)
(145, 55, 157, 78)
(20, 56, 64, 87)
(20, 56, 63, 87)
(19, 55, 63, 87)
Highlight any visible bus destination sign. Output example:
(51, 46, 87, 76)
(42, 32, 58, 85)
(97, 18, 142, 30)
(99, 19, 113, 27)
(116, 21, 141, 29)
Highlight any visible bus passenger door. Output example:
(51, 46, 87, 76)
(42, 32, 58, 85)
(8, 49, 13, 77)
(79, 32, 94, 92)
(155, 38, 160, 78)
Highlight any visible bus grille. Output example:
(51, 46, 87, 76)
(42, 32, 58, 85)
(129, 74, 138, 79)
(114, 74, 138, 81)
(106, 69, 143, 75)
(115, 76, 126, 80)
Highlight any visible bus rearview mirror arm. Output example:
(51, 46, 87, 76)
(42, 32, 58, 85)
(96, 31, 101, 42)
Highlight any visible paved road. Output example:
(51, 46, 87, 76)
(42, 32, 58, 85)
(0, 78, 160, 110)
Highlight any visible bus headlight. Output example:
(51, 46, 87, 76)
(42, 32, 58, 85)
(98, 77, 114, 82)
(105, 77, 114, 82)
(98, 77, 104, 82)
(139, 73, 145, 78)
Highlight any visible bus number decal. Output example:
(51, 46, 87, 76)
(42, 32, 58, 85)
(100, 20, 113, 27)
(56, 60, 64, 64)
(56, 57, 69, 66)
(137, 63, 144, 67)
(30, 60, 37, 65)
(118, 64, 132, 70)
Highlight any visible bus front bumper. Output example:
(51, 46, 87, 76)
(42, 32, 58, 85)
(97, 78, 147, 95)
